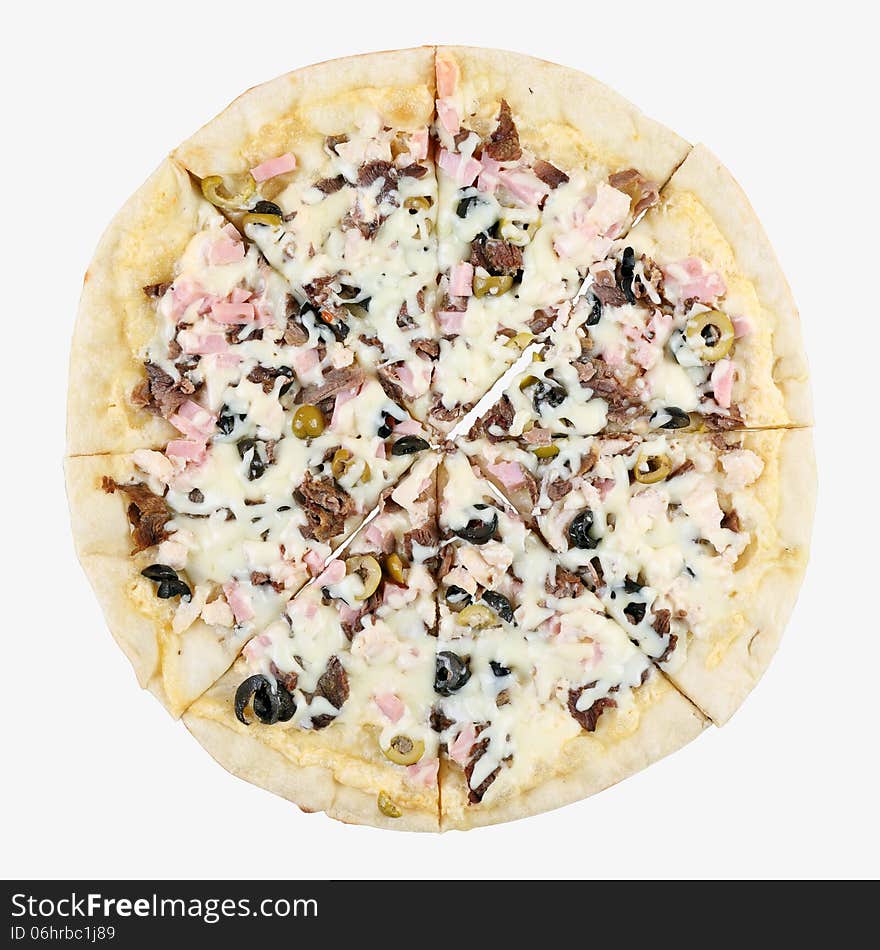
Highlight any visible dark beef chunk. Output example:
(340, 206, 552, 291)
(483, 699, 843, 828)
(469, 235, 523, 276)
(247, 364, 293, 394)
(413, 338, 440, 361)
(567, 684, 617, 732)
(546, 477, 572, 502)
(404, 523, 439, 559)
(483, 99, 521, 161)
(297, 472, 356, 542)
(357, 160, 396, 188)
(143, 281, 171, 299)
(325, 134, 348, 154)
(547, 566, 583, 599)
(297, 366, 366, 406)
(106, 481, 171, 553)
(311, 656, 350, 729)
(721, 509, 742, 532)
(376, 363, 407, 405)
(131, 362, 195, 419)
(705, 409, 744, 431)
(468, 395, 514, 442)
(658, 632, 679, 664)
(608, 168, 660, 217)
(400, 163, 428, 179)
(533, 159, 569, 189)
(464, 734, 501, 804)
(430, 398, 470, 423)
(314, 175, 346, 195)
(528, 309, 556, 334)
(430, 706, 455, 734)
(437, 542, 456, 579)
(652, 608, 671, 637)
(577, 358, 642, 413)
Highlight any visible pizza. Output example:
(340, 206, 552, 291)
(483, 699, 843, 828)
(66, 46, 815, 831)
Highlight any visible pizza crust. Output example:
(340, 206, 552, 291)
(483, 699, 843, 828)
(174, 47, 436, 180)
(632, 144, 812, 428)
(437, 46, 691, 185)
(67, 160, 215, 455)
(665, 428, 816, 723)
(184, 663, 440, 832)
(440, 670, 707, 830)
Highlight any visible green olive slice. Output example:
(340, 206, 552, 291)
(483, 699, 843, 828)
(473, 274, 514, 298)
(532, 443, 560, 459)
(384, 553, 408, 585)
(685, 309, 734, 362)
(634, 452, 672, 484)
(382, 735, 425, 766)
(292, 404, 325, 440)
(242, 211, 282, 228)
(346, 555, 382, 600)
(200, 174, 256, 212)
(377, 791, 402, 818)
(456, 603, 499, 629)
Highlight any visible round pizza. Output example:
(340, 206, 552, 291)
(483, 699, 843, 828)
(65, 47, 815, 832)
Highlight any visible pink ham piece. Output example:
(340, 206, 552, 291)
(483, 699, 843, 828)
(209, 236, 245, 265)
(477, 155, 501, 194)
(437, 99, 460, 134)
(523, 426, 552, 446)
(364, 522, 390, 551)
(711, 358, 735, 408)
(315, 559, 346, 587)
(593, 478, 616, 500)
(338, 603, 362, 627)
(211, 301, 255, 325)
(663, 258, 726, 304)
(170, 278, 206, 319)
(223, 582, 255, 624)
(210, 351, 242, 368)
(330, 387, 359, 430)
(498, 169, 549, 205)
(374, 693, 405, 723)
(292, 347, 320, 376)
(250, 152, 296, 182)
(435, 55, 458, 97)
(303, 549, 325, 576)
(408, 129, 429, 162)
(375, 441, 387, 460)
(178, 330, 228, 355)
(732, 316, 753, 338)
(169, 400, 216, 440)
(393, 418, 422, 436)
(449, 723, 477, 766)
(243, 634, 272, 662)
(406, 758, 439, 789)
(438, 148, 481, 187)
(449, 262, 474, 297)
(438, 310, 465, 334)
(392, 364, 417, 398)
(166, 440, 207, 464)
(488, 461, 525, 489)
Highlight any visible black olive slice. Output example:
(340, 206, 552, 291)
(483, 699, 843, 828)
(253, 199, 283, 217)
(490, 660, 511, 677)
(235, 674, 279, 725)
(253, 681, 296, 723)
(456, 194, 479, 218)
(434, 651, 471, 696)
(623, 577, 643, 593)
(585, 295, 602, 327)
(445, 585, 472, 607)
(620, 246, 636, 304)
(532, 380, 567, 414)
(141, 565, 192, 601)
(482, 590, 514, 624)
(391, 435, 430, 456)
(567, 510, 597, 550)
(217, 408, 235, 435)
(624, 601, 647, 625)
(652, 406, 691, 430)
(453, 505, 498, 545)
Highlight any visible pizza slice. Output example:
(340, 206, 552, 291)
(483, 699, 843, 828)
(471, 145, 812, 440)
(428, 47, 691, 431)
(173, 48, 441, 423)
(462, 427, 815, 723)
(182, 454, 442, 831)
(435, 450, 705, 828)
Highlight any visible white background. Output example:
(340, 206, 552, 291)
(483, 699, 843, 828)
(2, 0, 878, 880)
